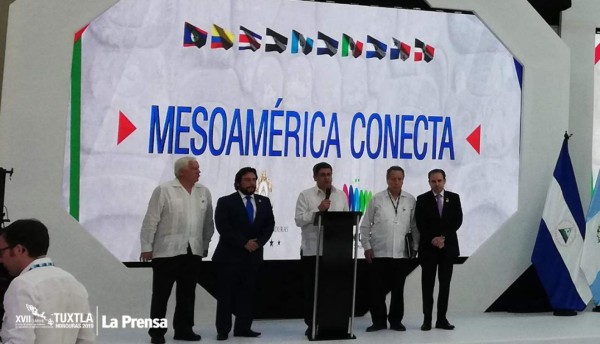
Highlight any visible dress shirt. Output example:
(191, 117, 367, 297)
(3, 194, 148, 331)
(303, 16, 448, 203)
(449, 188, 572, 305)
(141, 179, 215, 258)
(1, 257, 95, 344)
(360, 189, 419, 258)
(295, 185, 349, 256)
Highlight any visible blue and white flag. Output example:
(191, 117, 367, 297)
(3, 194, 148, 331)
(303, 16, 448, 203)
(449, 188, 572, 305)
(581, 170, 600, 305)
(531, 136, 592, 311)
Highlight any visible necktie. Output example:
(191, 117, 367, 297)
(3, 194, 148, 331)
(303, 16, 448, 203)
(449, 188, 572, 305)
(246, 195, 254, 223)
(436, 193, 443, 216)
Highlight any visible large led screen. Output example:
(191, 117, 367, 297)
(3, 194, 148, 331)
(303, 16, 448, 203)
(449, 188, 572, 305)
(63, 0, 522, 261)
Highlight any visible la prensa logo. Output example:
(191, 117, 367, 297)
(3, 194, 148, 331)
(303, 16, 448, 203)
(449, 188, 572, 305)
(183, 22, 435, 62)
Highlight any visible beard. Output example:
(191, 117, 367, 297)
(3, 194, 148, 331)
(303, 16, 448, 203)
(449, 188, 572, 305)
(239, 186, 255, 195)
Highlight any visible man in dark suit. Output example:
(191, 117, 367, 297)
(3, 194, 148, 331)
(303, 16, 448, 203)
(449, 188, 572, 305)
(415, 169, 462, 331)
(213, 167, 275, 341)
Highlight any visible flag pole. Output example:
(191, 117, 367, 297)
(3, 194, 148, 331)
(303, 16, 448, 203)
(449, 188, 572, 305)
(555, 131, 578, 317)
(532, 129, 589, 317)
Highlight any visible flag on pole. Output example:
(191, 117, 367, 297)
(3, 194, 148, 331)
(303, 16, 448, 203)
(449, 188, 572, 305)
(581, 170, 600, 305)
(531, 133, 592, 311)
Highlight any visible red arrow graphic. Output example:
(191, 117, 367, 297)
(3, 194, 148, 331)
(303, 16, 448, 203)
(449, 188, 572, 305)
(466, 125, 481, 155)
(117, 111, 137, 145)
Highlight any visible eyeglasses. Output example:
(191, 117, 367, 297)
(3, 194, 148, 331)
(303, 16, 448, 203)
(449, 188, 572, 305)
(0, 246, 13, 254)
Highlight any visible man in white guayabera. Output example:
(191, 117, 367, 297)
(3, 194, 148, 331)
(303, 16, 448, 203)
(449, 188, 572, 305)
(0, 219, 95, 344)
(140, 157, 214, 344)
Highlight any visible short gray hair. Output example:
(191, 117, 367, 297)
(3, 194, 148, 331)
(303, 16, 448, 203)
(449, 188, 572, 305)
(174, 156, 197, 177)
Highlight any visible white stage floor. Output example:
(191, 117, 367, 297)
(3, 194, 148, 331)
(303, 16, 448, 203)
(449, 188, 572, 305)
(96, 312, 600, 344)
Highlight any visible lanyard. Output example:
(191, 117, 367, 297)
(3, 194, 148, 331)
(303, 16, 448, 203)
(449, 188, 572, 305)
(387, 191, 400, 216)
(27, 261, 54, 272)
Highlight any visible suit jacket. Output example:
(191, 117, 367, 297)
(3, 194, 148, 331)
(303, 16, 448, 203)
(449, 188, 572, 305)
(212, 192, 275, 264)
(415, 190, 463, 258)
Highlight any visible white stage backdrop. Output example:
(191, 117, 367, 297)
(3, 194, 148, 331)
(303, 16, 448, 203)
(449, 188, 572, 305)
(63, 0, 522, 262)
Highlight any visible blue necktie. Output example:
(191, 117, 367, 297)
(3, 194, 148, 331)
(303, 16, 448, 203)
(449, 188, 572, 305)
(246, 195, 254, 223)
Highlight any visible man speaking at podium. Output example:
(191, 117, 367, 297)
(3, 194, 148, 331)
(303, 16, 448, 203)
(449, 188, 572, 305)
(294, 162, 349, 336)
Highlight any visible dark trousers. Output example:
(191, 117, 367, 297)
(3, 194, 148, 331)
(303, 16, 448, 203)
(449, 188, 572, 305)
(149, 250, 202, 337)
(421, 254, 454, 323)
(301, 255, 321, 328)
(369, 258, 410, 326)
(215, 261, 260, 335)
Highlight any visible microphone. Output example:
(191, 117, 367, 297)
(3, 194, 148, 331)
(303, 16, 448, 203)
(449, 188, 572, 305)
(322, 188, 331, 213)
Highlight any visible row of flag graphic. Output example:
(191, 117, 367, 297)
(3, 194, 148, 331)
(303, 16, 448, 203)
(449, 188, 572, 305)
(183, 22, 434, 61)
(531, 133, 600, 312)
